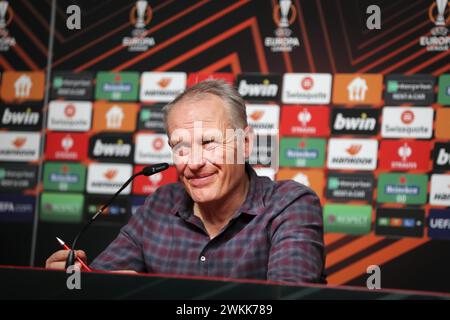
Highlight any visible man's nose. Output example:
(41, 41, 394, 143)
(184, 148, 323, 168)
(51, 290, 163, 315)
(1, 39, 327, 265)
(187, 145, 206, 170)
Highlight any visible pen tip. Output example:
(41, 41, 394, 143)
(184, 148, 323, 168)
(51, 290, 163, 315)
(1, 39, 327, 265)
(56, 237, 64, 245)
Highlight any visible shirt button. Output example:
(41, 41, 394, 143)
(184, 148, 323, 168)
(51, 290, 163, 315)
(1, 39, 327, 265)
(200, 256, 206, 262)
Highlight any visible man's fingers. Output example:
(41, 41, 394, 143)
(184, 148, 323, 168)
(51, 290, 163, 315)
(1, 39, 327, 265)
(45, 250, 88, 269)
(75, 250, 87, 262)
(46, 250, 69, 265)
(110, 270, 138, 274)
(46, 261, 66, 270)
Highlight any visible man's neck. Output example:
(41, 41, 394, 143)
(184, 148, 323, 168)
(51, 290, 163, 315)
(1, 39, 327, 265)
(194, 173, 250, 237)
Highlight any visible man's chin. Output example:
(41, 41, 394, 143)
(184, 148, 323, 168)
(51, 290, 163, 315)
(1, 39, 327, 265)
(189, 188, 218, 204)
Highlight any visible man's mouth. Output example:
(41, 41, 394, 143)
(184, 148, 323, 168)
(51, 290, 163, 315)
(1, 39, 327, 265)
(187, 172, 216, 187)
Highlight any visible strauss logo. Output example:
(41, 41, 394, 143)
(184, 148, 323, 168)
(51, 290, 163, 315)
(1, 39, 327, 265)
(149, 172, 162, 185)
(298, 109, 311, 126)
(346, 144, 362, 156)
(398, 143, 412, 161)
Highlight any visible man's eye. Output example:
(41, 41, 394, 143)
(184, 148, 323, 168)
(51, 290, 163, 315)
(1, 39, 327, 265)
(173, 145, 189, 156)
(203, 140, 214, 145)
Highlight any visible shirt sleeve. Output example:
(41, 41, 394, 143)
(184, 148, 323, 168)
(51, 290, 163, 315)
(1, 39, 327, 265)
(89, 205, 147, 272)
(267, 188, 326, 284)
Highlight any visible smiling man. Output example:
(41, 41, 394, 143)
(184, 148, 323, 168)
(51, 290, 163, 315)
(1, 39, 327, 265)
(46, 79, 326, 284)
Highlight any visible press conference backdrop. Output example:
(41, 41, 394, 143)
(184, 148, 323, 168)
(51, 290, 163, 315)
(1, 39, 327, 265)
(0, 0, 449, 293)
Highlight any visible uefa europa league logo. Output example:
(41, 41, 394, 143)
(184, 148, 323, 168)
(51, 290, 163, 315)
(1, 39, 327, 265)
(135, 0, 148, 28)
(435, 0, 448, 26)
(0, 0, 9, 29)
(279, 0, 291, 28)
(273, 0, 297, 37)
(130, 0, 152, 29)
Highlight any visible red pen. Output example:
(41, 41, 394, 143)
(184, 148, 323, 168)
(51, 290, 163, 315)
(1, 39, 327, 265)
(56, 237, 92, 271)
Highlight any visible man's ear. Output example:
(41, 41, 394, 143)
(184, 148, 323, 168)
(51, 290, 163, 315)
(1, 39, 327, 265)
(244, 126, 254, 160)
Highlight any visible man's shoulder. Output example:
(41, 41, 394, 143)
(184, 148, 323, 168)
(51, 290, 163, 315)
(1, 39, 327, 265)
(257, 175, 320, 204)
(255, 176, 323, 226)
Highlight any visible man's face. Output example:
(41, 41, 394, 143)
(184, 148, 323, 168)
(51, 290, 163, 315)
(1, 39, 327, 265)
(166, 94, 251, 204)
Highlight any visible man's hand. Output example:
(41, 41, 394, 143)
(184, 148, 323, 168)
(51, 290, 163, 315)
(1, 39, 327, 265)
(45, 250, 87, 270)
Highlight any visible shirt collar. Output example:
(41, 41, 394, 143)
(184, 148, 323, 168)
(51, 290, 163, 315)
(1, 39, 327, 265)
(172, 164, 266, 218)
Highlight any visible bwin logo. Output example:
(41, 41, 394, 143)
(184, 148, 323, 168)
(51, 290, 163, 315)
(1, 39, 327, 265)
(436, 148, 450, 166)
(333, 113, 376, 131)
(2, 107, 39, 125)
(238, 80, 278, 98)
(93, 139, 131, 157)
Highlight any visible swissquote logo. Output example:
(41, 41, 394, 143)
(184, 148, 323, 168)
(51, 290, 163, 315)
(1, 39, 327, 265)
(47, 101, 92, 131)
(86, 163, 133, 195)
(0, 132, 40, 162)
(327, 138, 378, 170)
(237, 74, 281, 101)
(134, 133, 173, 164)
(381, 107, 434, 139)
(140, 72, 186, 102)
(282, 73, 332, 104)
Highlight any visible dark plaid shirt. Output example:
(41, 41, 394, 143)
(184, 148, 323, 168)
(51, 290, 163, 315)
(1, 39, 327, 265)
(91, 164, 326, 283)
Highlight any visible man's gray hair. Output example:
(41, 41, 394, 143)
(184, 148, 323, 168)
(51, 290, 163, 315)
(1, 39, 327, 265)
(162, 79, 248, 131)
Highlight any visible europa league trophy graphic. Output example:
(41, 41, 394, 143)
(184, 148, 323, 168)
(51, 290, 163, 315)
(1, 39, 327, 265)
(279, 0, 291, 28)
(0, 1, 9, 29)
(435, 0, 448, 26)
(135, 0, 148, 28)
